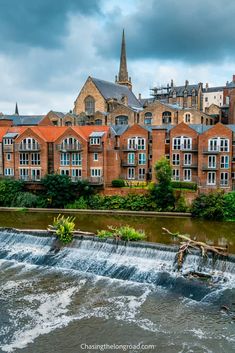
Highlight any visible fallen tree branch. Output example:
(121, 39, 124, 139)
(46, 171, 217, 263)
(162, 227, 228, 269)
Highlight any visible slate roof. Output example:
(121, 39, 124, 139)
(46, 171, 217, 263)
(91, 77, 142, 109)
(110, 125, 129, 136)
(0, 115, 44, 126)
(188, 124, 212, 134)
(203, 86, 225, 93)
(227, 124, 235, 132)
(169, 84, 199, 97)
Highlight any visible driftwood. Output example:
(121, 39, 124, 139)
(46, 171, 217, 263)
(162, 227, 228, 269)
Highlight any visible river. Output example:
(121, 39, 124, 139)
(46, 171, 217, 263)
(0, 213, 234, 353)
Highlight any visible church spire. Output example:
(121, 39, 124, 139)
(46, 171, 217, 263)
(115, 29, 132, 90)
(15, 102, 19, 115)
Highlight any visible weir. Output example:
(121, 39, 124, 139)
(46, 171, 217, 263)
(0, 229, 234, 301)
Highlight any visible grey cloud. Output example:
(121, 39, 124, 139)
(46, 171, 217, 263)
(96, 0, 235, 63)
(0, 0, 101, 49)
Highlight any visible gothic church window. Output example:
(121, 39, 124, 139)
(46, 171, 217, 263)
(144, 112, 152, 125)
(85, 96, 95, 115)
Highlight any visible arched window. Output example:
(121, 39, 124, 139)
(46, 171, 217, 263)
(20, 138, 39, 150)
(61, 137, 81, 151)
(184, 113, 191, 123)
(65, 121, 72, 126)
(95, 119, 102, 125)
(115, 115, 128, 125)
(162, 111, 172, 124)
(144, 112, 152, 125)
(172, 90, 177, 99)
(85, 96, 95, 115)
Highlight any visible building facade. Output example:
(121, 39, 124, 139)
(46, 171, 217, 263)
(0, 123, 234, 192)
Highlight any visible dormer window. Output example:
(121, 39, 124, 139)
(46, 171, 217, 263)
(90, 137, 101, 145)
(172, 91, 177, 99)
(184, 90, 188, 97)
(4, 138, 13, 145)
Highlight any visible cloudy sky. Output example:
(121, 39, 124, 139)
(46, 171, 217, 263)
(1, 0, 235, 114)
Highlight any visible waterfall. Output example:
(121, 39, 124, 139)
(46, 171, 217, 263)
(0, 229, 234, 301)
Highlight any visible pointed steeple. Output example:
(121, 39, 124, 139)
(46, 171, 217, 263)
(15, 102, 19, 115)
(115, 29, 132, 90)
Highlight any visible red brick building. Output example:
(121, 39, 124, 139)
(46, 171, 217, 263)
(0, 123, 234, 192)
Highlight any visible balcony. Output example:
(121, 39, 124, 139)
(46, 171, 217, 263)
(121, 160, 137, 167)
(202, 164, 219, 171)
(88, 177, 104, 185)
(202, 148, 220, 154)
(121, 145, 138, 152)
(16, 143, 40, 152)
(182, 163, 198, 169)
(173, 144, 198, 152)
(3, 145, 13, 152)
(57, 144, 82, 152)
(88, 145, 103, 153)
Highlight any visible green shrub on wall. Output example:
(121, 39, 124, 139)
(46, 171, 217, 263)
(223, 192, 235, 220)
(171, 181, 197, 191)
(191, 191, 225, 220)
(111, 179, 125, 187)
(0, 179, 24, 206)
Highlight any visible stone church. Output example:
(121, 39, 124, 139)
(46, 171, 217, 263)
(72, 30, 213, 127)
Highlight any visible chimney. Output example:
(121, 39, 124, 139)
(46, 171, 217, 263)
(138, 93, 142, 100)
(185, 80, 189, 87)
(206, 83, 209, 91)
(171, 79, 174, 88)
(233, 75, 235, 82)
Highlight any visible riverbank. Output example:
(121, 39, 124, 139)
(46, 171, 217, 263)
(0, 207, 192, 217)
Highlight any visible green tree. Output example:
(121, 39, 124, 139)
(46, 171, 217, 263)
(223, 192, 235, 220)
(41, 174, 75, 208)
(151, 158, 175, 210)
(191, 191, 225, 220)
(0, 179, 24, 206)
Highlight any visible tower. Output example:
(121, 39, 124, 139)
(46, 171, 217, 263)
(115, 30, 132, 90)
(15, 102, 19, 115)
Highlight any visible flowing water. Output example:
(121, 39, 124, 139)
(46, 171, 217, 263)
(0, 230, 234, 353)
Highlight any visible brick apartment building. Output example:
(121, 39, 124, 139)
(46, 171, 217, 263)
(0, 122, 234, 192)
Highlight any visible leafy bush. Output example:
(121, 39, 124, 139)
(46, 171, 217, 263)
(88, 194, 158, 211)
(223, 192, 235, 220)
(174, 195, 188, 212)
(97, 225, 146, 241)
(171, 181, 197, 191)
(191, 192, 225, 220)
(111, 179, 125, 187)
(0, 179, 24, 206)
(13, 192, 39, 208)
(74, 179, 94, 198)
(66, 197, 89, 209)
(151, 158, 175, 211)
(49, 214, 76, 244)
(41, 174, 75, 208)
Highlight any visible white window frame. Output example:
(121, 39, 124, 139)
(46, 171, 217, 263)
(20, 153, 29, 165)
(172, 153, 180, 166)
(220, 155, 229, 169)
(207, 171, 216, 185)
(127, 167, 135, 180)
(6, 153, 11, 161)
(90, 168, 102, 177)
(183, 169, 191, 182)
(71, 168, 82, 180)
(60, 169, 70, 176)
(127, 152, 135, 165)
(31, 169, 41, 181)
(93, 153, 98, 161)
(19, 168, 29, 181)
(208, 155, 216, 168)
(31, 153, 40, 165)
(172, 169, 180, 181)
(90, 137, 101, 145)
(72, 153, 81, 166)
(220, 172, 229, 187)
(4, 168, 14, 176)
(138, 153, 146, 165)
(184, 153, 192, 166)
(138, 168, 145, 180)
(60, 153, 70, 166)
(4, 138, 13, 145)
